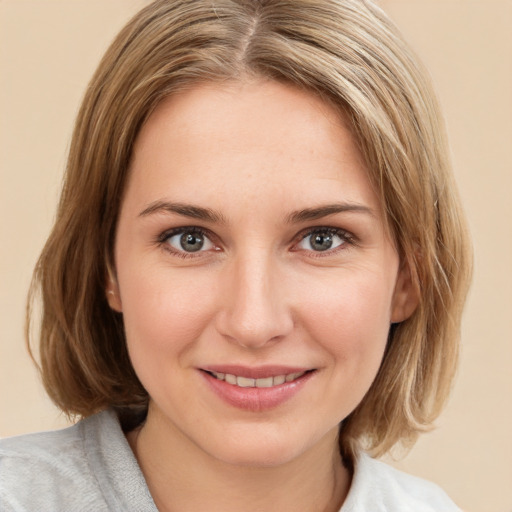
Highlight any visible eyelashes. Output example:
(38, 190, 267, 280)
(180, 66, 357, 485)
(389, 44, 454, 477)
(294, 227, 354, 253)
(157, 227, 218, 259)
(156, 226, 356, 259)
(163, 228, 214, 253)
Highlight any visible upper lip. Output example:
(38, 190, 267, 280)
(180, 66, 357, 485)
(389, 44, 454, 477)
(200, 365, 314, 379)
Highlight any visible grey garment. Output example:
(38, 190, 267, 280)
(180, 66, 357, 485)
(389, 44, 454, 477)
(0, 410, 461, 512)
(0, 410, 157, 512)
(341, 455, 462, 512)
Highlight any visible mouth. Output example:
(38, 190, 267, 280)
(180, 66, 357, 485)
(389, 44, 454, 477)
(199, 366, 316, 411)
(204, 370, 312, 389)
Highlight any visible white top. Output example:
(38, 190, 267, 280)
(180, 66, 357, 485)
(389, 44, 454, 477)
(0, 409, 461, 511)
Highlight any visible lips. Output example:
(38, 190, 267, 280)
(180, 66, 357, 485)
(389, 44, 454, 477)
(199, 366, 316, 411)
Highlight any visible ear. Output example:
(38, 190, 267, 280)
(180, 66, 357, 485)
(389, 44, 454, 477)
(391, 259, 419, 323)
(105, 265, 123, 313)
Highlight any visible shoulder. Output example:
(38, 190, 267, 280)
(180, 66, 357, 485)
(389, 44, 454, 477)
(1, 415, 85, 467)
(341, 452, 462, 512)
(0, 410, 119, 511)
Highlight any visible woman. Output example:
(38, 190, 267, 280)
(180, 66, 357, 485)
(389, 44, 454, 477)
(0, 0, 471, 510)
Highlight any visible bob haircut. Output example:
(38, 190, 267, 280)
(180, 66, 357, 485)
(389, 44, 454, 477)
(28, 0, 472, 461)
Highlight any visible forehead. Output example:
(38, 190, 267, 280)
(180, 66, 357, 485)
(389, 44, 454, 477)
(126, 79, 380, 217)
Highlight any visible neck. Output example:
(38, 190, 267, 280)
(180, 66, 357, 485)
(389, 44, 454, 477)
(127, 408, 350, 512)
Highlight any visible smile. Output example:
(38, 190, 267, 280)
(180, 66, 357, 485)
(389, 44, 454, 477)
(208, 371, 307, 388)
(200, 366, 316, 411)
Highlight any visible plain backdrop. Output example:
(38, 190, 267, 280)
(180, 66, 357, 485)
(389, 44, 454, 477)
(1, 1, 511, 511)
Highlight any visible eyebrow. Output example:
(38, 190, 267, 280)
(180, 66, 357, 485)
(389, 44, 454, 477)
(138, 201, 226, 223)
(139, 200, 374, 224)
(286, 203, 375, 223)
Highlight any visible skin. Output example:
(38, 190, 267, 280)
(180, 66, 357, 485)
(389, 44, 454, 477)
(107, 79, 417, 512)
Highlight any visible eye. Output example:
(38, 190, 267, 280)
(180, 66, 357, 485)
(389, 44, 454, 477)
(296, 228, 351, 253)
(163, 228, 215, 254)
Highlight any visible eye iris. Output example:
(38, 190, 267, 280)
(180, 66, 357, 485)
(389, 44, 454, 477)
(310, 232, 333, 251)
(180, 232, 204, 252)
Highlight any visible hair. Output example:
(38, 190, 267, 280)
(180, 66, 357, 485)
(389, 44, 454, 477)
(27, 0, 472, 462)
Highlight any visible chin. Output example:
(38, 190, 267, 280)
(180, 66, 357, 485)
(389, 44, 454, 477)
(213, 442, 304, 468)
(202, 424, 336, 469)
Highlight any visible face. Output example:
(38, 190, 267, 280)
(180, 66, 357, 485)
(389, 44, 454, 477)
(108, 80, 416, 467)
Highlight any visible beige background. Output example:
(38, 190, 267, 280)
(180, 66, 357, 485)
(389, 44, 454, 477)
(1, 1, 511, 511)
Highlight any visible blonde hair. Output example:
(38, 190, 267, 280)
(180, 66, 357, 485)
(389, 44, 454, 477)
(28, 0, 472, 460)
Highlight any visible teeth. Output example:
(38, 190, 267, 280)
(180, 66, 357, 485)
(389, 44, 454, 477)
(273, 375, 285, 385)
(225, 373, 236, 385)
(237, 376, 255, 387)
(211, 371, 306, 388)
(255, 377, 274, 388)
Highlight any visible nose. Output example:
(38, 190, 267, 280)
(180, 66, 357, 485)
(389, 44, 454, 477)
(215, 251, 294, 349)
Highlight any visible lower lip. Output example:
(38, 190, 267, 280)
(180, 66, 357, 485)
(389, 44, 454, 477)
(200, 371, 315, 412)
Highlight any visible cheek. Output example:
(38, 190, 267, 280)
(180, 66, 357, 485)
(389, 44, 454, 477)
(297, 269, 394, 373)
(117, 264, 218, 359)
(297, 273, 393, 418)
(300, 267, 394, 334)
